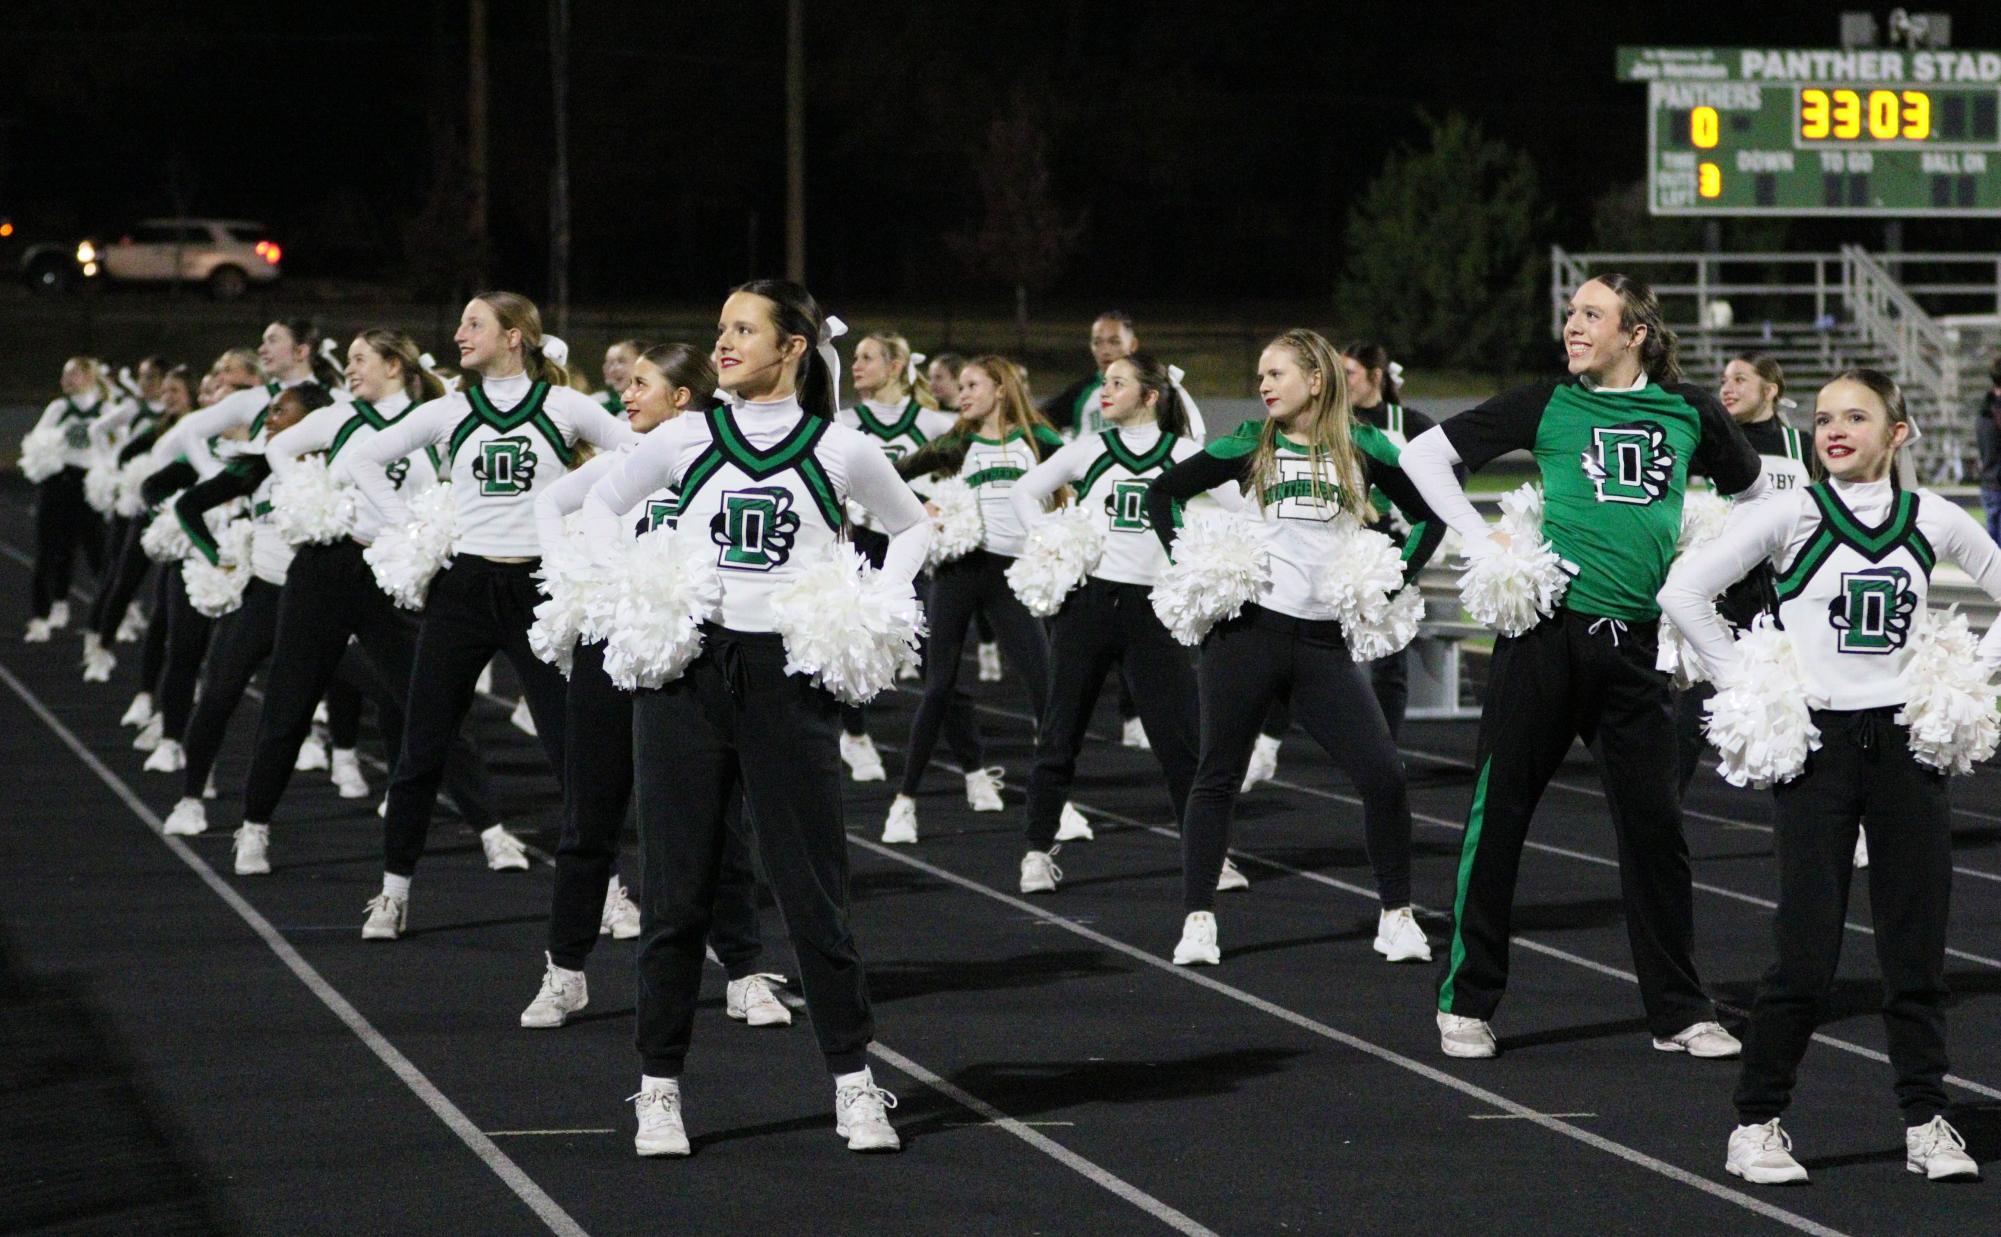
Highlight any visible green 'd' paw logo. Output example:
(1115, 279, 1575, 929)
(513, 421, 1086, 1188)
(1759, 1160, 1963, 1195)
(473, 436, 539, 497)
(710, 486, 800, 571)
(1828, 566, 1917, 655)
(1106, 479, 1152, 531)
(1580, 422, 1672, 506)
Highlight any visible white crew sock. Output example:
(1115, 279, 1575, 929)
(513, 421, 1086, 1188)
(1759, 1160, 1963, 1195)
(382, 873, 411, 899)
(640, 1074, 677, 1095)
(834, 1068, 872, 1090)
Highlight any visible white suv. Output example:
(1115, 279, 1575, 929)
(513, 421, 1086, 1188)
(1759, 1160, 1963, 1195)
(76, 217, 282, 299)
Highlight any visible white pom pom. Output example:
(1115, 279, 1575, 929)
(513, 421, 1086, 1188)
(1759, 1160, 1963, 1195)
(1677, 489, 1733, 553)
(83, 457, 121, 513)
(923, 477, 983, 567)
(1347, 584, 1426, 663)
(114, 457, 152, 518)
(141, 498, 193, 562)
(1494, 482, 1545, 539)
(19, 427, 66, 483)
(769, 543, 925, 704)
(364, 484, 458, 610)
(1898, 607, 2001, 775)
(1006, 507, 1105, 617)
(1655, 620, 1708, 688)
(1703, 616, 1825, 788)
(600, 525, 722, 691)
(526, 530, 619, 678)
(1310, 515, 1406, 630)
(1149, 512, 1272, 646)
(182, 521, 257, 618)
(271, 456, 357, 546)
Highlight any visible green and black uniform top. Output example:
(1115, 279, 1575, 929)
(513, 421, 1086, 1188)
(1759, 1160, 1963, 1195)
(1145, 418, 1445, 624)
(173, 444, 295, 586)
(1039, 372, 1108, 438)
(1354, 401, 1459, 541)
(900, 421, 1067, 556)
(1438, 376, 1761, 622)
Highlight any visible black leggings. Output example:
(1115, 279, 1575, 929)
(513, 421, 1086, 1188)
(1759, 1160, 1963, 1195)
(158, 571, 216, 742)
(1258, 645, 1409, 741)
(897, 549, 1049, 796)
(1024, 578, 1198, 849)
(181, 578, 283, 794)
(1180, 606, 1412, 912)
(89, 516, 149, 639)
(139, 571, 171, 691)
(838, 528, 981, 758)
(32, 468, 105, 618)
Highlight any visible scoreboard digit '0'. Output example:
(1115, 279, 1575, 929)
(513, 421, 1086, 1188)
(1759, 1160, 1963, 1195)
(1618, 46, 2001, 216)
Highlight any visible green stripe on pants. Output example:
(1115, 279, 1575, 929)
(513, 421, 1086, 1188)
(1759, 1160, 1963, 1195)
(1439, 757, 1492, 1014)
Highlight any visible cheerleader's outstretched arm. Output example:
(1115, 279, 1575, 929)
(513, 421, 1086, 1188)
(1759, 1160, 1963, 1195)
(1657, 493, 1801, 680)
(340, 399, 453, 531)
(1925, 497, 2001, 673)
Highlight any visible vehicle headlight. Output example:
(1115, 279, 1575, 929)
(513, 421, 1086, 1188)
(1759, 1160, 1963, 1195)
(76, 240, 95, 263)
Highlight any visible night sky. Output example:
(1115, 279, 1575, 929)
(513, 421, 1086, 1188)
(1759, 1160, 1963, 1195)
(5, 2, 2001, 304)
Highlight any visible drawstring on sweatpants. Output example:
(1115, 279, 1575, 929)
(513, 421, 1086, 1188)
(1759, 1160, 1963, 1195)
(1587, 617, 1629, 646)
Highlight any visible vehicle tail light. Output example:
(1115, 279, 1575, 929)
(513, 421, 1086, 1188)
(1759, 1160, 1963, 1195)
(256, 240, 281, 265)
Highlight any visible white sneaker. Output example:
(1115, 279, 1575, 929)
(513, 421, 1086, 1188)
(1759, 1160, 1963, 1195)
(600, 878, 641, 939)
(976, 642, 1002, 682)
(1020, 849, 1062, 894)
(1173, 911, 1221, 965)
(881, 795, 919, 845)
(725, 973, 794, 1027)
(1055, 801, 1094, 842)
(1854, 831, 1870, 869)
(361, 892, 407, 940)
(232, 823, 271, 875)
(81, 645, 115, 681)
(134, 715, 163, 751)
(839, 732, 887, 782)
(142, 738, 184, 773)
(1906, 1115, 1981, 1181)
(1726, 1119, 1809, 1185)
(631, 1081, 690, 1157)
(965, 766, 1005, 812)
(115, 604, 147, 643)
(329, 749, 369, 799)
(519, 953, 588, 1028)
(481, 824, 531, 871)
(510, 698, 537, 736)
(1241, 734, 1281, 791)
(1437, 1010, 1498, 1059)
(294, 731, 329, 772)
(1121, 716, 1151, 749)
(120, 691, 155, 728)
(162, 798, 208, 836)
(1654, 1020, 1742, 1059)
(202, 771, 218, 800)
(1216, 856, 1249, 892)
(23, 618, 52, 643)
(1374, 906, 1432, 963)
(47, 601, 70, 630)
(833, 1068, 901, 1152)
(475, 663, 494, 695)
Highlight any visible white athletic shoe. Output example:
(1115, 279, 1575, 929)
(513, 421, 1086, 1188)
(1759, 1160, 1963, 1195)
(134, 715, 164, 751)
(1216, 857, 1249, 892)
(142, 738, 184, 773)
(115, 604, 147, 643)
(1373, 906, 1432, 963)
(120, 691, 155, 728)
(23, 618, 52, 643)
(1906, 1115, 1981, 1181)
(726, 973, 794, 1027)
(162, 798, 208, 836)
(1055, 801, 1094, 842)
(1854, 831, 1870, 869)
(1173, 911, 1221, 965)
(976, 642, 1002, 682)
(475, 663, 495, 696)
(510, 698, 537, 736)
(631, 1081, 690, 1157)
(232, 823, 271, 875)
(294, 731, 329, 772)
(881, 796, 919, 845)
(839, 732, 887, 782)
(1726, 1119, 1809, 1185)
(1654, 1020, 1742, 1059)
(520, 953, 589, 1028)
(600, 879, 641, 939)
(329, 749, 369, 800)
(481, 824, 531, 871)
(1241, 734, 1281, 791)
(1121, 716, 1151, 749)
(1020, 849, 1062, 894)
(81, 644, 116, 682)
(964, 766, 1005, 812)
(47, 601, 70, 630)
(1437, 1011, 1498, 1059)
(361, 892, 407, 940)
(833, 1068, 901, 1152)
(202, 772, 217, 800)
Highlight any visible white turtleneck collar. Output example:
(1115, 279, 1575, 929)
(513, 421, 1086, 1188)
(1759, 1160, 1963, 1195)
(725, 391, 806, 421)
(1579, 371, 1648, 394)
(1828, 473, 1894, 515)
(1111, 420, 1163, 446)
(477, 371, 533, 403)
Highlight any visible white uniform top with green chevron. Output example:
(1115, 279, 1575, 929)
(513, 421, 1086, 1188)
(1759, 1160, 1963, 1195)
(273, 392, 448, 543)
(1008, 424, 1201, 586)
(582, 394, 930, 632)
(30, 392, 104, 471)
(946, 425, 1066, 557)
(838, 398, 959, 531)
(148, 377, 329, 480)
(343, 371, 638, 558)
(533, 445, 681, 558)
(1660, 476, 2001, 710)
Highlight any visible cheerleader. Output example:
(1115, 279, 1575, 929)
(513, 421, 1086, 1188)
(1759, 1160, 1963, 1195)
(1658, 369, 1993, 1185)
(1146, 329, 1443, 967)
(24, 357, 113, 642)
(581, 279, 916, 1156)
(81, 358, 175, 681)
(597, 339, 640, 412)
(883, 357, 1065, 844)
(520, 342, 786, 1032)
(343, 292, 638, 939)
(113, 365, 196, 730)
(146, 320, 345, 481)
(1399, 275, 1765, 1060)
(1011, 352, 1234, 893)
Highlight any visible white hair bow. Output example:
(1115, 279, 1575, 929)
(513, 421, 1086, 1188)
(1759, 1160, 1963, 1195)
(542, 335, 570, 367)
(907, 350, 928, 389)
(817, 315, 849, 414)
(1387, 360, 1405, 386)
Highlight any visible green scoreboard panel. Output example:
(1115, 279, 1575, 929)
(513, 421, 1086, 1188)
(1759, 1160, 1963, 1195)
(1618, 46, 2001, 215)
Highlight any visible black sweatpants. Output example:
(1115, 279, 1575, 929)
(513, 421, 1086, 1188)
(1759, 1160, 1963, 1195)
(182, 578, 282, 793)
(1735, 709, 1953, 1125)
(1675, 682, 1715, 797)
(89, 515, 148, 639)
(898, 549, 1050, 796)
(1181, 606, 1412, 911)
(32, 468, 104, 618)
(1437, 609, 1714, 1038)
(242, 540, 494, 830)
(1258, 647, 1408, 741)
(158, 571, 216, 742)
(139, 570, 170, 690)
(381, 557, 567, 877)
(839, 527, 981, 760)
(549, 638, 765, 974)
(1023, 578, 1198, 849)
(633, 628, 871, 1077)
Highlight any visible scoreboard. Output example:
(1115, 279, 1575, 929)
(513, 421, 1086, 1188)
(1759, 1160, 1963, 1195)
(1618, 46, 2001, 216)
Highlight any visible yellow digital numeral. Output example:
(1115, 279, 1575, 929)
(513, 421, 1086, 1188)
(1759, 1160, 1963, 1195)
(1698, 162, 1722, 199)
(1867, 90, 1900, 140)
(1801, 89, 1831, 139)
(1832, 89, 1862, 139)
(1902, 90, 1931, 140)
(1690, 105, 1720, 149)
